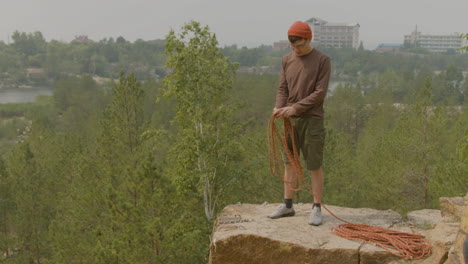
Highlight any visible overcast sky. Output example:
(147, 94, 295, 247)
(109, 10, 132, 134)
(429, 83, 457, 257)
(1, 0, 467, 49)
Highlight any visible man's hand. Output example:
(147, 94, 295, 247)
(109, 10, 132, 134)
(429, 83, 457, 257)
(272, 107, 280, 117)
(273, 106, 296, 119)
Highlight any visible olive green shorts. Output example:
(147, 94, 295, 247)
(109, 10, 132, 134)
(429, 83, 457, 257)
(286, 116, 325, 171)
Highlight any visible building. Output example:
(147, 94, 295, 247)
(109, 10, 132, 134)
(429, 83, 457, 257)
(375, 43, 402, 53)
(273, 40, 289, 51)
(306, 17, 360, 49)
(72, 35, 93, 43)
(404, 28, 463, 53)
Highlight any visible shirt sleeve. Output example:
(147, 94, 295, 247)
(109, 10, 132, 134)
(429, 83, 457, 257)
(275, 57, 289, 109)
(292, 56, 331, 114)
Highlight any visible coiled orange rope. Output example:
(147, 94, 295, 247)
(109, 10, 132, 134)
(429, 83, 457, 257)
(267, 115, 432, 260)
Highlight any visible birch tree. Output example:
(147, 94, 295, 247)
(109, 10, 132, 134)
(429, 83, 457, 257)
(163, 21, 240, 220)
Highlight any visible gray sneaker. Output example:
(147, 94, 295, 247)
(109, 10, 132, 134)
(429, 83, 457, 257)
(267, 204, 295, 219)
(309, 205, 322, 226)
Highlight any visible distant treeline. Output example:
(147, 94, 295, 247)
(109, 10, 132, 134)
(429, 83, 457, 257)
(1, 31, 468, 86)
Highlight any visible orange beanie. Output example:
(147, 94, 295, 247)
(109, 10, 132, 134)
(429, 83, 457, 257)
(287, 21, 312, 39)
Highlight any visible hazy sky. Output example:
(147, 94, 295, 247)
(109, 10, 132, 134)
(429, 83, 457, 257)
(1, 0, 467, 49)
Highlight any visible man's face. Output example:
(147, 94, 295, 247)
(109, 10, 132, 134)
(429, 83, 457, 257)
(290, 39, 311, 56)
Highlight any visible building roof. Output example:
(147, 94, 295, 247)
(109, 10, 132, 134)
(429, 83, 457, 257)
(306, 17, 327, 24)
(72, 35, 93, 43)
(377, 43, 402, 47)
(306, 17, 359, 27)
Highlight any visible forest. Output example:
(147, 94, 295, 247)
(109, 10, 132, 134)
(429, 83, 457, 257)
(0, 22, 467, 263)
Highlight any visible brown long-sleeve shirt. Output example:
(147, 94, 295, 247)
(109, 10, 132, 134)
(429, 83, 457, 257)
(275, 48, 331, 118)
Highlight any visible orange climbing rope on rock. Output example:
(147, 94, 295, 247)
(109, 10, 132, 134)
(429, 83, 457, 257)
(267, 115, 432, 260)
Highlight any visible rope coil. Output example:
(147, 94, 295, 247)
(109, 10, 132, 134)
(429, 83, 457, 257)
(267, 115, 431, 260)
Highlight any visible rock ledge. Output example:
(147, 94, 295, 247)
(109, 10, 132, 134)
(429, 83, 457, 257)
(209, 195, 467, 264)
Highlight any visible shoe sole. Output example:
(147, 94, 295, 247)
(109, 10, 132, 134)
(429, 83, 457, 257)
(268, 211, 295, 219)
(309, 222, 322, 226)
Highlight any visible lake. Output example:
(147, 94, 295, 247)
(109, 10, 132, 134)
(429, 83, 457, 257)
(0, 82, 345, 104)
(0, 87, 53, 104)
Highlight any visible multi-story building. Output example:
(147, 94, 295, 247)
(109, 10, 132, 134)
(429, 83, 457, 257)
(404, 28, 463, 53)
(273, 18, 360, 50)
(306, 17, 360, 49)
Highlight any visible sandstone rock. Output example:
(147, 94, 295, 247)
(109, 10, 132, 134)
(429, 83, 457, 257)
(440, 197, 466, 222)
(359, 243, 405, 264)
(407, 209, 441, 229)
(428, 221, 460, 244)
(445, 193, 468, 264)
(209, 203, 425, 264)
(445, 232, 467, 264)
(425, 221, 460, 264)
(460, 204, 468, 233)
(210, 194, 468, 264)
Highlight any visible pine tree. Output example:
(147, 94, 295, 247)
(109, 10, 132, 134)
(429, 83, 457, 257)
(392, 78, 452, 208)
(0, 158, 14, 258)
(7, 142, 49, 263)
(431, 108, 468, 199)
(353, 102, 402, 210)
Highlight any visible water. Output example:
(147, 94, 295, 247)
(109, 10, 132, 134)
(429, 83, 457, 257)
(0, 82, 345, 104)
(0, 87, 53, 104)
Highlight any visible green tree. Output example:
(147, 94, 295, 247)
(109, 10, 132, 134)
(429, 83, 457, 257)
(463, 76, 468, 104)
(326, 83, 366, 143)
(460, 33, 468, 51)
(6, 140, 53, 263)
(45, 40, 79, 78)
(89, 54, 107, 76)
(358, 79, 456, 210)
(90, 72, 168, 263)
(433, 135, 468, 198)
(163, 21, 241, 220)
(358, 41, 364, 51)
(323, 128, 358, 207)
(48, 72, 171, 263)
(376, 69, 407, 102)
(0, 48, 25, 79)
(11, 31, 47, 56)
(432, 64, 464, 104)
(53, 75, 100, 112)
(352, 102, 402, 209)
(116, 36, 127, 44)
(0, 158, 15, 258)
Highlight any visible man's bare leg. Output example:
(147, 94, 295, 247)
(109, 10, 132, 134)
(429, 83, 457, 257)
(311, 167, 323, 203)
(284, 164, 297, 199)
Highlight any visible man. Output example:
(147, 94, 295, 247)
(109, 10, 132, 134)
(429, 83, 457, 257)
(268, 21, 331, 226)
